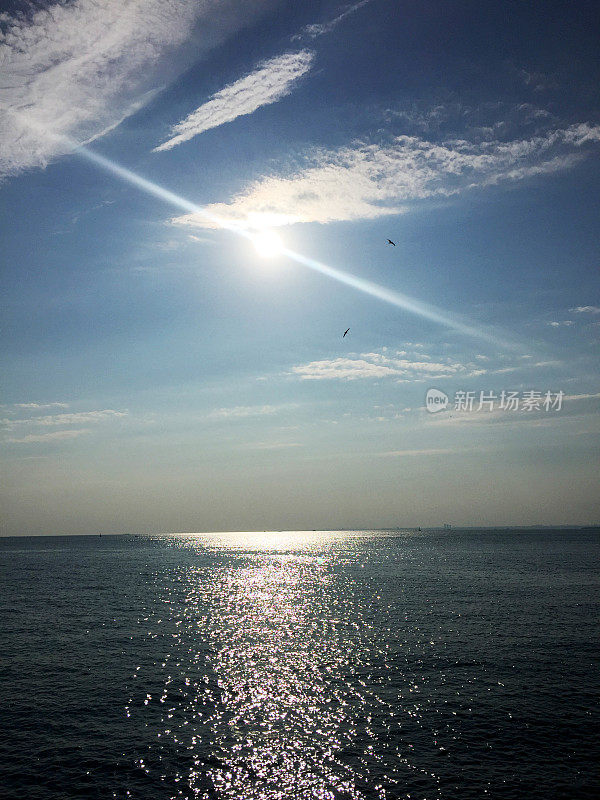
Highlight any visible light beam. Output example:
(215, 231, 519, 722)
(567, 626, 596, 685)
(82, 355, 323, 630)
(0, 108, 523, 350)
(58, 135, 517, 350)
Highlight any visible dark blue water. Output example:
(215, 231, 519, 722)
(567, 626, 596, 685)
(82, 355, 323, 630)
(0, 529, 598, 799)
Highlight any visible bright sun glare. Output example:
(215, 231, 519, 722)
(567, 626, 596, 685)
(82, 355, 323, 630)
(253, 229, 284, 258)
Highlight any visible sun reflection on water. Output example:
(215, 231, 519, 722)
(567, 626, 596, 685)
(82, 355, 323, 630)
(125, 531, 443, 798)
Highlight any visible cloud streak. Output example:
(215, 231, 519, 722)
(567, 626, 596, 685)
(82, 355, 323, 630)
(154, 49, 315, 151)
(291, 353, 467, 381)
(1, 410, 127, 429)
(0, 0, 273, 176)
(173, 122, 600, 229)
(207, 404, 289, 420)
(7, 429, 90, 444)
(293, 0, 372, 41)
(289, 349, 564, 382)
(570, 306, 600, 314)
(376, 448, 457, 457)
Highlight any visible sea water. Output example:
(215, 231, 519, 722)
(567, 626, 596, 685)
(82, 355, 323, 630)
(1, 529, 598, 799)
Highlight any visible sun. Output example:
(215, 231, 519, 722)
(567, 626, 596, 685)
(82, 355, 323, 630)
(252, 229, 284, 259)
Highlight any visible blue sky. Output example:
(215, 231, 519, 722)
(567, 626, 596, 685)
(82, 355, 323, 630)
(1, 0, 599, 534)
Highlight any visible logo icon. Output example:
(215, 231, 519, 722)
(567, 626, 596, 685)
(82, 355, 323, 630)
(425, 388, 449, 413)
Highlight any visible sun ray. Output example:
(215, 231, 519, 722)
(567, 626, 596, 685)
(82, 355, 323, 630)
(67, 136, 519, 350)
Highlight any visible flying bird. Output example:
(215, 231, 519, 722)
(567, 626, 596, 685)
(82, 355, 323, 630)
(343, 328, 350, 338)
(386, 239, 396, 246)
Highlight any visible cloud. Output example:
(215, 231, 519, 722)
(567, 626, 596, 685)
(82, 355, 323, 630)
(154, 49, 314, 152)
(548, 320, 574, 327)
(511, 66, 559, 93)
(0, 402, 69, 413)
(1, 409, 127, 429)
(291, 352, 465, 381)
(243, 441, 303, 450)
(7, 429, 90, 444)
(289, 348, 566, 382)
(293, 358, 400, 381)
(207, 404, 288, 419)
(376, 448, 457, 457)
(172, 122, 600, 229)
(14, 401, 69, 409)
(293, 0, 372, 41)
(563, 392, 600, 402)
(570, 306, 600, 314)
(0, 0, 274, 177)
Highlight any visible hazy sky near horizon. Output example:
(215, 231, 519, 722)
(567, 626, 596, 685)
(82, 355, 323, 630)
(1, 0, 599, 535)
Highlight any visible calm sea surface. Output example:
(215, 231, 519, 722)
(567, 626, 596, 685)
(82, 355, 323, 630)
(0, 529, 598, 799)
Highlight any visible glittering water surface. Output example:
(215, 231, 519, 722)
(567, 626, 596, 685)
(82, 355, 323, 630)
(1, 529, 599, 799)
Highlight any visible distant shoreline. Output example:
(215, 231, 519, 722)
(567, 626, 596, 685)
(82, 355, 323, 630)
(1, 525, 599, 539)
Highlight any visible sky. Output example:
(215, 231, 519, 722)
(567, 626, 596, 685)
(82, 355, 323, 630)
(1, 0, 599, 535)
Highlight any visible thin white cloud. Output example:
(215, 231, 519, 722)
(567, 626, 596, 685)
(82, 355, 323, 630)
(7, 429, 90, 444)
(293, 358, 400, 381)
(570, 306, 600, 314)
(154, 49, 315, 152)
(548, 320, 574, 327)
(243, 441, 303, 450)
(0, 402, 69, 413)
(290, 349, 566, 382)
(1, 410, 127, 429)
(376, 448, 457, 457)
(563, 392, 600, 401)
(173, 122, 600, 230)
(0, 0, 274, 177)
(291, 353, 466, 381)
(207, 404, 288, 420)
(15, 402, 70, 409)
(293, 0, 373, 40)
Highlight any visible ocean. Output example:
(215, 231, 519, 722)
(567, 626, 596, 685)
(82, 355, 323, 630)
(0, 529, 598, 799)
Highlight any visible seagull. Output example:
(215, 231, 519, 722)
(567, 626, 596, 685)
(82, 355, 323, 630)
(343, 328, 350, 338)
(386, 239, 396, 246)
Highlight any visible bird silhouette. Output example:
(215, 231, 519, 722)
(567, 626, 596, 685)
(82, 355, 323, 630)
(343, 328, 350, 338)
(387, 239, 396, 246)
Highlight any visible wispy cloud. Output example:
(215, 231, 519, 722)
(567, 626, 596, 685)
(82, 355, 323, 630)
(289, 348, 566, 383)
(293, 358, 401, 381)
(548, 320, 574, 327)
(510, 65, 560, 93)
(376, 448, 457, 457)
(207, 404, 289, 420)
(14, 402, 70, 409)
(1, 410, 127, 429)
(0, 402, 69, 413)
(154, 49, 314, 151)
(0, 0, 273, 176)
(293, 0, 372, 41)
(570, 306, 600, 314)
(243, 441, 303, 450)
(563, 392, 600, 401)
(1, 408, 128, 449)
(7, 429, 90, 444)
(173, 122, 600, 229)
(291, 352, 466, 381)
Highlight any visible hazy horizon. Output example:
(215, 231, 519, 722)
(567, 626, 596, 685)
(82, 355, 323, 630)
(2, 525, 599, 539)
